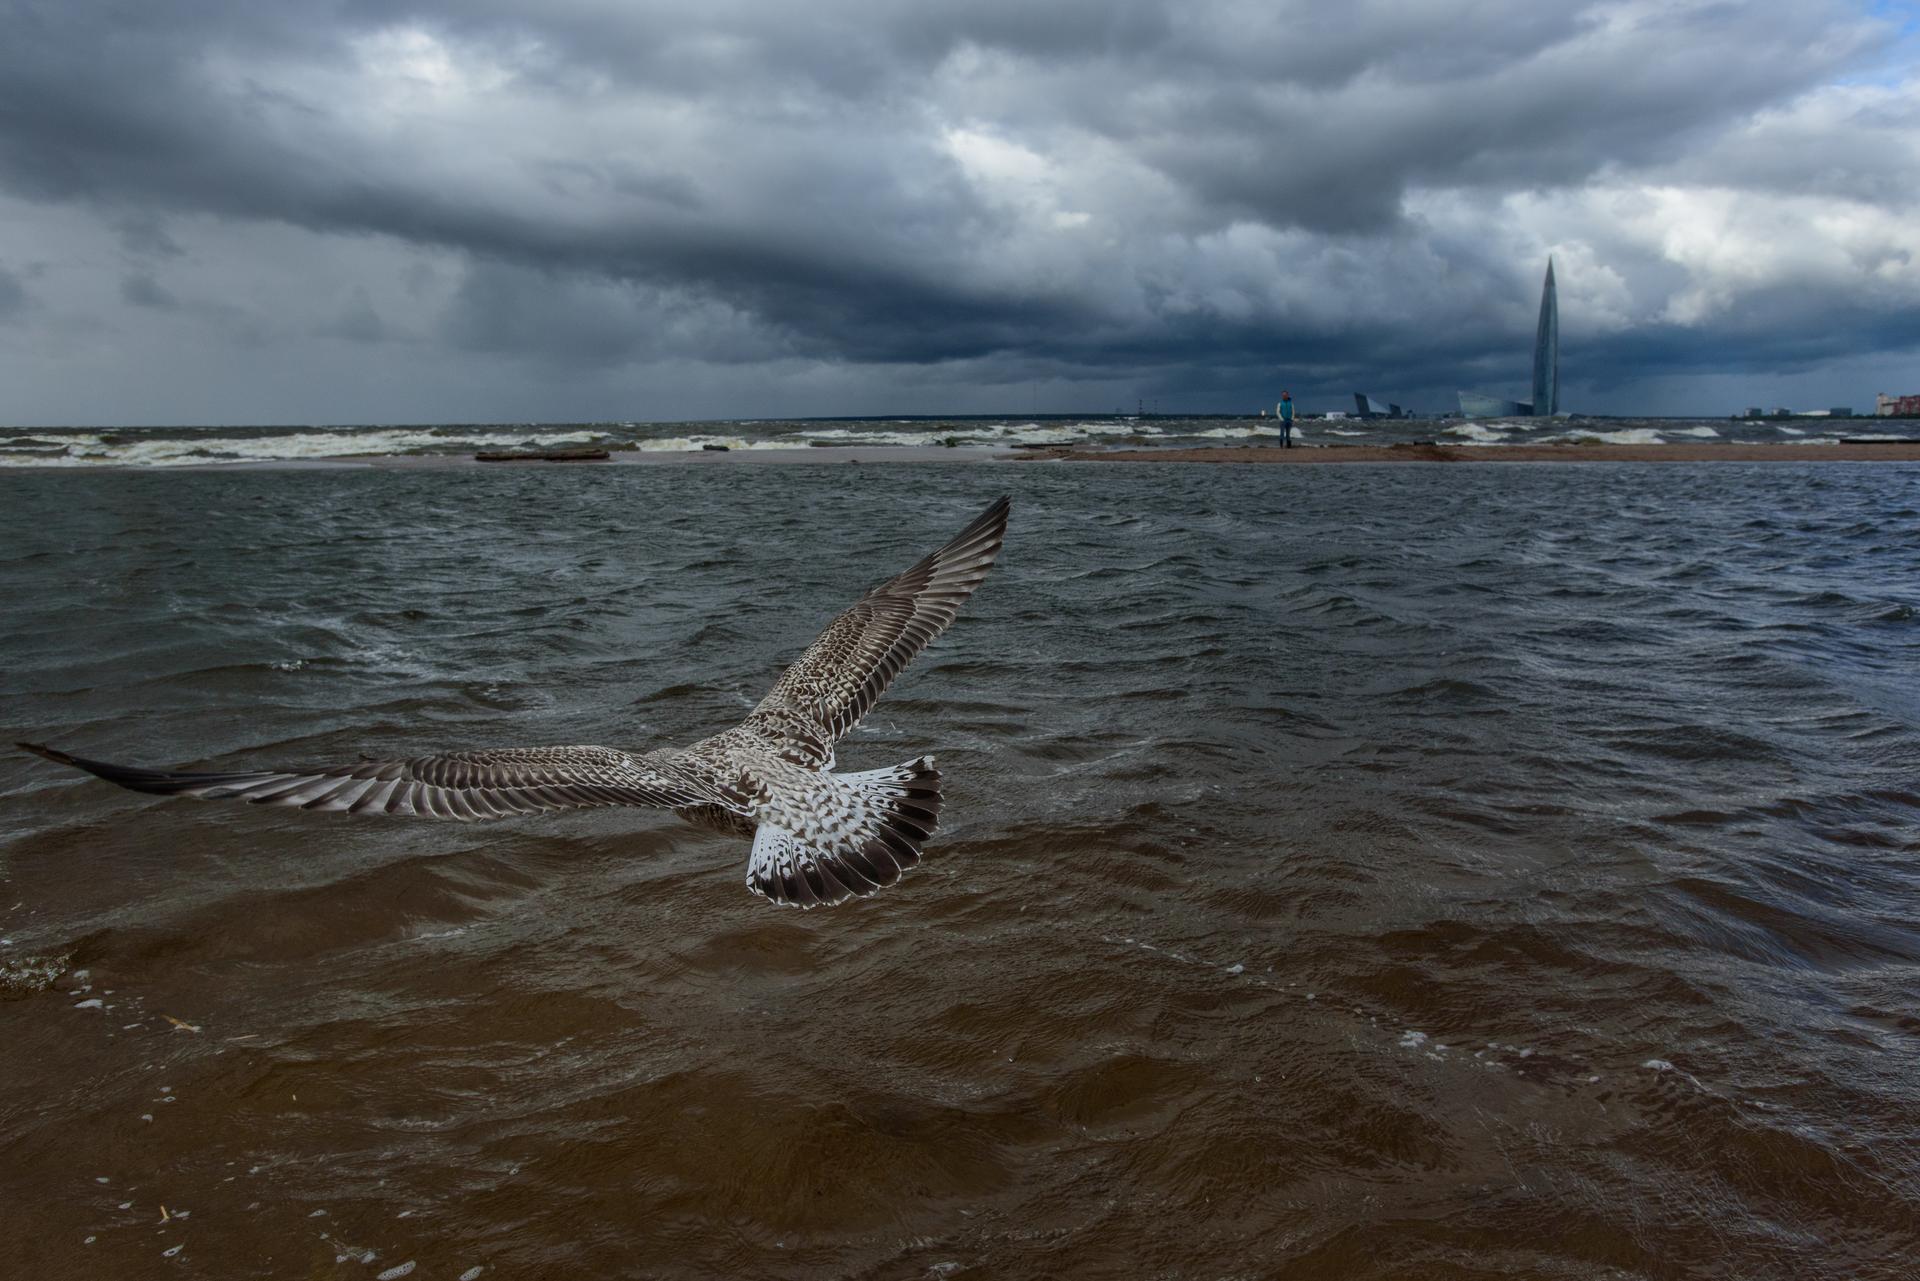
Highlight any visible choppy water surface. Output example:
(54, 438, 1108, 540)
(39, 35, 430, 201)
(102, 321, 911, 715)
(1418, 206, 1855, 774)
(2, 462, 1917, 1278)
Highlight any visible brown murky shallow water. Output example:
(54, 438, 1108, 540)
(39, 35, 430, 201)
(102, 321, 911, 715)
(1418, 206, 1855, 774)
(3, 462, 1918, 1278)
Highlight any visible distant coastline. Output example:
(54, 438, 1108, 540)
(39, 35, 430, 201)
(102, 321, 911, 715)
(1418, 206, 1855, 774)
(4, 415, 1919, 469)
(7, 440, 1910, 471)
(1020, 441, 1920, 465)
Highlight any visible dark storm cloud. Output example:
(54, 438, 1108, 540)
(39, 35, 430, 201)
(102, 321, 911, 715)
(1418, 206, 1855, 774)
(317, 288, 387, 343)
(120, 272, 179, 310)
(0, 263, 28, 320)
(113, 213, 188, 262)
(0, 0, 1913, 417)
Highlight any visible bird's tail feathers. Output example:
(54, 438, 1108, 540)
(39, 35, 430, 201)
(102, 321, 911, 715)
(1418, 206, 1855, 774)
(746, 756, 942, 908)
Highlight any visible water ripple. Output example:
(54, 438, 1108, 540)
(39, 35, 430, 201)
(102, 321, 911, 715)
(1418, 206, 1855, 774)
(1, 461, 1917, 1277)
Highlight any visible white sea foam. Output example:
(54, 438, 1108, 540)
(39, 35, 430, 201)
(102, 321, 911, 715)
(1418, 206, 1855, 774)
(1442, 422, 1513, 444)
(2, 428, 610, 467)
(0, 954, 68, 996)
(1533, 427, 1667, 446)
(982, 420, 1148, 445)
(786, 427, 944, 447)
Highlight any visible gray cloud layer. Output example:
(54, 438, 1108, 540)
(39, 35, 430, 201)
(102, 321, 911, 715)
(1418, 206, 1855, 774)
(1, 0, 1915, 422)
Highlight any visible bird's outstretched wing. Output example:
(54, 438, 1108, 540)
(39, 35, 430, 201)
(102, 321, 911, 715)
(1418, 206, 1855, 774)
(18, 742, 713, 823)
(746, 496, 1009, 763)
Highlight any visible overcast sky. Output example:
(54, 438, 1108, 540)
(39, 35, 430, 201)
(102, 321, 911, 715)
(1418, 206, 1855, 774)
(2, 0, 1917, 424)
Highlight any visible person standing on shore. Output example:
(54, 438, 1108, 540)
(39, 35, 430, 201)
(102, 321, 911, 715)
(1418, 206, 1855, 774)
(1277, 392, 1295, 448)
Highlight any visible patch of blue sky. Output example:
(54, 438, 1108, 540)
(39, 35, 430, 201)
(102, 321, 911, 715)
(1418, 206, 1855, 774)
(1865, 0, 1919, 30)
(1838, 1, 1920, 86)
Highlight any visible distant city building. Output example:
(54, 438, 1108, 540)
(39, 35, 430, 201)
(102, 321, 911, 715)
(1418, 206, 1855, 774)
(1749, 405, 1869, 418)
(1877, 392, 1920, 416)
(1532, 258, 1559, 415)
(1352, 393, 1405, 418)
(1459, 259, 1559, 417)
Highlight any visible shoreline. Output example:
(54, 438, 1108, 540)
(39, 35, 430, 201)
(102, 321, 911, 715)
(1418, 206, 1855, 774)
(0, 444, 1011, 472)
(1020, 441, 1920, 465)
(5, 441, 1920, 472)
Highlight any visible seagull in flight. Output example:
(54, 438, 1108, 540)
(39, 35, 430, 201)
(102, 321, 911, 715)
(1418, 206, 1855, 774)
(20, 496, 1011, 909)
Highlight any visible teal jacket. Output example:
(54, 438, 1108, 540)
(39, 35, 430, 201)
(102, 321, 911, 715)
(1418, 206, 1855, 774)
(1278, 399, 1295, 423)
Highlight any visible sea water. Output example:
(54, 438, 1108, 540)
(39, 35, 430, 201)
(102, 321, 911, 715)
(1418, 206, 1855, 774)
(2, 460, 1917, 1277)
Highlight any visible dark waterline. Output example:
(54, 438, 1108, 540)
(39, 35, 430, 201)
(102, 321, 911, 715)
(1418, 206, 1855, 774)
(2, 463, 1917, 1278)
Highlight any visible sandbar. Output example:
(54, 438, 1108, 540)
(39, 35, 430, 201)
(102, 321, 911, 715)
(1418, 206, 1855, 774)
(1016, 442, 1920, 465)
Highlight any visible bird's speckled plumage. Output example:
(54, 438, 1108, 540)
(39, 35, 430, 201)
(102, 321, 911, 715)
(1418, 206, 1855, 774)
(19, 496, 1011, 909)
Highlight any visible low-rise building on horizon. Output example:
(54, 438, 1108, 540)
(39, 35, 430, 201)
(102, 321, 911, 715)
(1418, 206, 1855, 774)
(1352, 393, 1405, 419)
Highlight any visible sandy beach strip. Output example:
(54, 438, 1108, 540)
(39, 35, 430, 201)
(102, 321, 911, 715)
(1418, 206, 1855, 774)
(1014, 441, 1920, 465)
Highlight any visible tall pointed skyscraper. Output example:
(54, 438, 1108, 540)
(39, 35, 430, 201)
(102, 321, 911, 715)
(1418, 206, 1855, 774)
(1531, 258, 1559, 416)
(1456, 257, 1566, 418)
